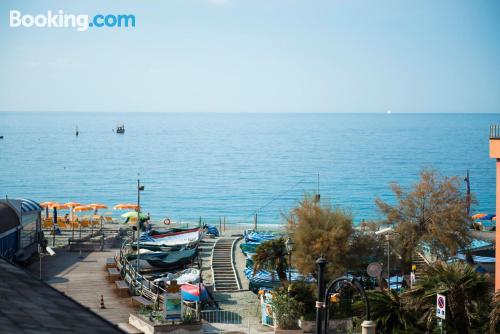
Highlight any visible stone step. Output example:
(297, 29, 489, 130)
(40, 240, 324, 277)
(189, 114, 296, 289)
(216, 284, 239, 288)
(214, 275, 236, 279)
(215, 280, 237, 284)
(216, 286, 238, 292)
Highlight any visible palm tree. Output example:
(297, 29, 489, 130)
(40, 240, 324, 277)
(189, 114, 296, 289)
(356, 290, 418, 333)
(406, 261, 490, 333)
(490, 290, 500, 334)
(252, 237, 289, 283)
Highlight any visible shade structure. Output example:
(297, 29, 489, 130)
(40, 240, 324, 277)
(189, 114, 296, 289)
(73, 205, 93, 212)
(121, 211, 147, 219)
(51, 204, 70, 210)
(64, 202, 82, 208)
(114, 204, 139, 210)
(64, 202, 83, 222)
(89, 203, 108, 215)
(472, 213, 487, 220)
(180, 284, 208, 302)
(40, 201, 57, 208)
(89, 203, 108, 209)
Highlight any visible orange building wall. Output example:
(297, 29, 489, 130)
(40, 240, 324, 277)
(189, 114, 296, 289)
(490, 139, 500, 291)
(496, 159, 500, 291)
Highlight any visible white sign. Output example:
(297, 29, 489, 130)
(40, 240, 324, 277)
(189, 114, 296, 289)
(436, 294, 446, 319)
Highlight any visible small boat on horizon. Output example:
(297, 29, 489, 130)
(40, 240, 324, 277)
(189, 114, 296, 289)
(116, 125, 125, 134)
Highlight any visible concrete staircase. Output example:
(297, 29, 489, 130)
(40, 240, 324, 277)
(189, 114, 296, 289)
(212, 238, 241, 292)
(412, 251, 430, 282)
(199, 238, 217, 259)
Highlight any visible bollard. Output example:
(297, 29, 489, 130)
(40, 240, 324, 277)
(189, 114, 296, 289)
(99, 294, 106, 309)
(361, 320, 376, 334)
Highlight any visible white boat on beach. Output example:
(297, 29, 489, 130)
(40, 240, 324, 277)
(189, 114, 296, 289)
(152, 268, 200, 285)
(139, 229, 201, 247)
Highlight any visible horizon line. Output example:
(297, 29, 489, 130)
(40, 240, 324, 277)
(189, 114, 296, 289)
(1, 110, 499, 114)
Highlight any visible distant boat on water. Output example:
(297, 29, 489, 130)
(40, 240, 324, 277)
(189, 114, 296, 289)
(116, 125, 125, 134)
(75, 126, 79, 136)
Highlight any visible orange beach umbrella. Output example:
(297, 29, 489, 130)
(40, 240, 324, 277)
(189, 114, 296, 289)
(40, 201, 57, 208)
(51, 204, 70, 210)
(89, 203, 108, 216)
(64, 202, 82, 208)
(114, 203, 139, 210)
(89, 203, 108, 209)
(73, 205, 93, 212)
(472, 213, 487, 220)
(64, 202, 83, 221)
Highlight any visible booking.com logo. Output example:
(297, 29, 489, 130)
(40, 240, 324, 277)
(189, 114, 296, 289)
(9, 10, 136, 32)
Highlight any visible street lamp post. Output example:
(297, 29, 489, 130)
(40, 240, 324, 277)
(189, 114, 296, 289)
(136, 178, 145, 288)
(315, 257, 327, 334)
(385, 234, 391, 283)
(375, 227, 395, 287)
(285, 237, 294, 284)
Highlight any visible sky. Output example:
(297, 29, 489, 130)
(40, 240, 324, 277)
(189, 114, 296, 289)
(0, 0, 499, 113)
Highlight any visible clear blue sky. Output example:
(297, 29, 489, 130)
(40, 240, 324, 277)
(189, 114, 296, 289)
(1, 0, 499, 113)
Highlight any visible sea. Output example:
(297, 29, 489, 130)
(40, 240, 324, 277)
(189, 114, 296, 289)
(0, 112, 497, 226)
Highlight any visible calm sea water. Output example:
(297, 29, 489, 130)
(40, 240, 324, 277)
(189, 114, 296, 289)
(0, 112, 496, 225)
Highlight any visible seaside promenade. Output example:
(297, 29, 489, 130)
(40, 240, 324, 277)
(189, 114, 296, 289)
(27, 248, 139, 333)
(25, 223, 275, 333)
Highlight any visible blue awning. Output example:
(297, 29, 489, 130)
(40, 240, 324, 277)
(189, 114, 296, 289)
(455, 253, 495, 263)
(19, 199, 42, 213)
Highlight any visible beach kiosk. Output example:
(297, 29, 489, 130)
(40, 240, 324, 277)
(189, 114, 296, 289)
(0, 198, 42, 263)
(489, 125, 500, 291)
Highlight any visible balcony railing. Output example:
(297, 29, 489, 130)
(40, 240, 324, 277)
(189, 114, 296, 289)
(490, 125, 500, 139)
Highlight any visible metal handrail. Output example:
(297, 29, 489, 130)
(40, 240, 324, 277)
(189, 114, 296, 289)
(116, 239, 167, 306)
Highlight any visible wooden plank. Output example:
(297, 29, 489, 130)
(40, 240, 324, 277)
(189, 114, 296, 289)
(27, 249, 137, 325)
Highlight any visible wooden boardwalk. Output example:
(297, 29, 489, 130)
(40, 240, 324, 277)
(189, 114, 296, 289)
(28, 249, 137, 329)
